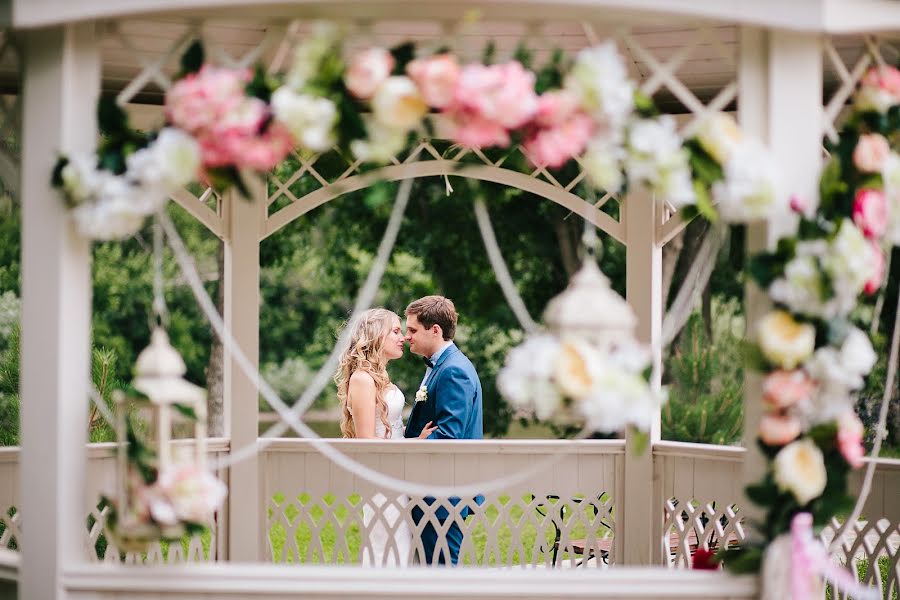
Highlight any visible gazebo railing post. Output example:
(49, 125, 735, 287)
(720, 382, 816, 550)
(737, 26, 823, 529)
(222, 178, 264, 561)
(622, 187, 663, 566)
(19, 22, 99, 599)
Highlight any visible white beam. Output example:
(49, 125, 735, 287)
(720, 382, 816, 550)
(222, 179, 264, 561)
(20, 23, 99, 599)
(621, 187, 663, 565)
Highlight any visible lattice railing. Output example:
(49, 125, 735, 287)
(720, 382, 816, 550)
(823, 517, 900, 600)
(663, 497, 745, 569)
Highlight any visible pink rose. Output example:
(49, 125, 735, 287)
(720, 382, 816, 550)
(345, 48, 394, 100)
(406, 54, 460, 109)
(853, 134, 891, 173)
(452, 61, 538, 130)
(836, 412, 865, 468)
(861, 65, 900, 97)
(853, 188, 888, 239)
(166, 66, 249, 134)
(533, 90, 581, 128)
(864, 241, 885, 295)
(762, 369, 815, 410)
(524, 112, 594, 168)
(759, 413, 802, 446)
(856, 65, 900, 113)
(451, 113, 511, 148)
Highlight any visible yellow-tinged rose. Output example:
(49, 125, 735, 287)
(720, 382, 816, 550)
(757, 310, 816, 369)
(773, 438, 827, 505)
(554, 341, 595, 400)
(697, 113, 743, 164)
(372, 76, 427, 131)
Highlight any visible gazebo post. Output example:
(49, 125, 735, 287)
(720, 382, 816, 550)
(222, 179, 264, 561)
(621, 187, 663, 565)
(19, 23, 99, 599)
(737, 27, 823, 525)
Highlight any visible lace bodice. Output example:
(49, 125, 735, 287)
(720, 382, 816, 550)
(349, 385, 405, 439)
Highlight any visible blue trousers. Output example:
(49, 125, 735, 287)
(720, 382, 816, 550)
(411, 504, 465, 566)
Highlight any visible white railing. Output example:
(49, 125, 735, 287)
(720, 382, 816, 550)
(1, 439, 898, 593)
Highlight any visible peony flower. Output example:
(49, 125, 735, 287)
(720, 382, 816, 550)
(524, 112, 594, 168)
(712, 141, 781, 222)
(127, 128, 201, 192)
(564, 42, 634, 131)
(757, 310, 816, 370)
(345, 47, 394, 100)
(855, 65, 900, 114)
(581, 136, 625, 193)
(853, 133, 891, 173)
(271, 87, 338, 152)
(625, 116, 696, 208)
(406, 54, 460, 109)
(759, 413, 802, 446)
(696, 113, 743, 164)
(852, 188, 888, 239)
(166, 66, 250, 135)
(371, 76, 427, 130)
(865, 241, 885, 295)
(763, 370, 815, 410)
(773, 438, 827, 505)
(836, 412, 865, 468)
(156, 464, 227, 524)
(448, 61, 538, 147)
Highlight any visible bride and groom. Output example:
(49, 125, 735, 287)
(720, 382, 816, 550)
(335, 295, 484, 567)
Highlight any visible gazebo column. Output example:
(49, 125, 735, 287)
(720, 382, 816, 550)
(621, 188, 663, 565)
(19, 23, 99, 599)
(737, 27, 822, 523)
(222, 180, 264, 561)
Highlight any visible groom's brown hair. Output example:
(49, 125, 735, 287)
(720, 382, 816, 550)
(405, 295, 458, 340)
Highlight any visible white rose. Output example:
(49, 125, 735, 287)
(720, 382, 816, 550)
(581, 137, 625, 193)
(822, 219, 875, 305)
(371, 76, 427, 130)
(350, 120, 408, 164)
(768, 247, 836, 319)
(757, 310, 816, 370)
(345, 47, 394, 100)
(579, 367, 658, 433)
(497, 334, 563, 419)
(855, 86, 896, 115)
(773, 438, 827, 505)
(60, 155, 100, 204)
(127, 128, 200, 191)
(157, 464, 227, 524)
(271, 88, 337, 153)
(712, 141, 781, 223)
(565, 42, 634, 129)
(805, 327, 876, 391)
(554, 340, 602, 400)
(696, 113, 743, 164)
(625, 116, 695, 208)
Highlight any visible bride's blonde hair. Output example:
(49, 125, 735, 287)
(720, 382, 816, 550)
(335, 308, 397, 439)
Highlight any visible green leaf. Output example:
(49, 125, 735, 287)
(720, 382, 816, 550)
(693, 181, 718, 222)
(389, 42, 415, 76)
(720, 546, 763, 575)
(172, 403, 199, 421)
(244, 65, 272, 103)
(512, 42, 532, 70)
(51, 157, 69, 190)
(627, 426, 649, 455)
(179, 40, 205, 77)
(633, 89, 659, 118)
(482, 41, 496, 66)
(97, 97, 129, 137)
(686, 139, 724, 186)
(745, 481, 779, 506)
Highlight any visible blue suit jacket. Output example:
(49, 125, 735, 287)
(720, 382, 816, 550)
(405, 342, 483, 441)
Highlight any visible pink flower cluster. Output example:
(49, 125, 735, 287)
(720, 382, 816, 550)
(759, 369, 815, 446)
(405, 54, 591, 167)
(165, 66, 293, 174)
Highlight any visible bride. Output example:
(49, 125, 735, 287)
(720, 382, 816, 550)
(335, 308, 436, 567)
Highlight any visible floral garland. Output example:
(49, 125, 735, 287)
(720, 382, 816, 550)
(721, 64, 900, 574)
(51, 22, 776, 241)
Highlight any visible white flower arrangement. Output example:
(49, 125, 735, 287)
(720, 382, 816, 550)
(415, 385, 428, 403)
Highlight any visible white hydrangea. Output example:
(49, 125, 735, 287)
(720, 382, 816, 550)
(579, 366, 659, 433)
(821, 219, 876, 310)
(625, 116, 695, 208)
(564, 42, 634, 131)
(271, 87, 338, 152)
(711, 141, 781, 222)
(127, 127, 200, 192)
(581, 134, 625, 193)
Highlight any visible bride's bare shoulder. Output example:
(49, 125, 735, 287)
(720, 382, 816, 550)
(348, 370, 376, 392)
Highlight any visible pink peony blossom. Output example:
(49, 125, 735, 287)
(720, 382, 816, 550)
(853, 133, 891, 173)
(864, 241, 885, 295)
(856, 65, 900, 113)
(345, 48, 394, 100)
(763, 369, 815, 410)
(406, 54, 460, 109)
(836, 412, 865, 468)
(166, 66, 250, 134)
(759, 413, 802, 446)
(861, 64, 900, 97)
(524, 112, 594, 168)
(852, 188, 888, 239)
(533, 90, 582, 128)
(448, 61, 538, 148)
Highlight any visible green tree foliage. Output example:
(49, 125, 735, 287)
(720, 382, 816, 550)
(662, 298, 744, 445)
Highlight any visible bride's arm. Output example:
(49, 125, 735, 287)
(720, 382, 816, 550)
(348, 372, 379, 439)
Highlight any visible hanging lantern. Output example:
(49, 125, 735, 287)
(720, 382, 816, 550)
(496, 256, 659, 437)
(106, 327, 225, 551)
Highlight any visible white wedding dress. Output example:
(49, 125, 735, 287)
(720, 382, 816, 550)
(350, 385, 412, 567)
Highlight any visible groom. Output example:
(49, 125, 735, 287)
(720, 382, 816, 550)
(404, 295, 483, 566)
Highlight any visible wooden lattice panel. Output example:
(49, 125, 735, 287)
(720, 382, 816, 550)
(662, 497, 745, 569)
(0, 506, 19, 552)
(822, 517, 900, 599)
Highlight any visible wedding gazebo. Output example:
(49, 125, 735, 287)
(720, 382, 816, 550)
(0, 0, 899, 598)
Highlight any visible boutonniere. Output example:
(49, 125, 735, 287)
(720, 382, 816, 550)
(415, 386, 427, 403)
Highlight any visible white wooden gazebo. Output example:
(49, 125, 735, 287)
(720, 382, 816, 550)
(1, 1, 899, 598)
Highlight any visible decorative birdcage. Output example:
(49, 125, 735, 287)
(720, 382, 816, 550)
(105, 326, 225, 552)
